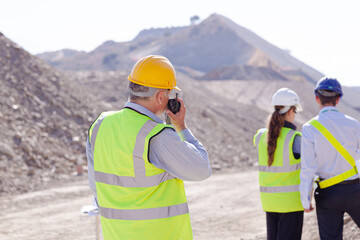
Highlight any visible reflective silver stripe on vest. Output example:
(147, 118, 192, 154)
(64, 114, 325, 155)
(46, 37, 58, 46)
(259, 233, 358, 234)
(259, 163, 300, 173)
(133, 120, 158, 177)
(254, 130, 265, 164)
(100, 202, 189, 220)
(260, 185, 299, 193)
(90, 113, 108, 155)
(95, 170, 175, 188)
(254, 131, 264, 147)
(258, 130, 300, 173)
(282, 130, 294, 168)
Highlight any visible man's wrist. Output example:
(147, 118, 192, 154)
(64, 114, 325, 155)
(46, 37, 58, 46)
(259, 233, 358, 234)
(174, 123, 186, 132)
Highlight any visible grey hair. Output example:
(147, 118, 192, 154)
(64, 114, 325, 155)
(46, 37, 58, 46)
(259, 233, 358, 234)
(128, 82, 159, 101)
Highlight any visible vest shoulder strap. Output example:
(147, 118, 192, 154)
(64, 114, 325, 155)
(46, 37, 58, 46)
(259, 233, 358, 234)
(253, 128, 267, 147)
(309, 119, 358, 188)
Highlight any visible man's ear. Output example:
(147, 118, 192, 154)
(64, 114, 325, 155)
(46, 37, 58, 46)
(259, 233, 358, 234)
(315, 95, 321, 104)
(155, 90, 163, 105)
(335, 97, 340, 105)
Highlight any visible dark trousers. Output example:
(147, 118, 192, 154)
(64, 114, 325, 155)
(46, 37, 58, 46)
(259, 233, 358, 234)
(315, 181, 360, 240)
(266, 211, 304, 240)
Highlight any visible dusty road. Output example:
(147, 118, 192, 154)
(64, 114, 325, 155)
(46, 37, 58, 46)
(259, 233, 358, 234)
(1, 170, 359, 240)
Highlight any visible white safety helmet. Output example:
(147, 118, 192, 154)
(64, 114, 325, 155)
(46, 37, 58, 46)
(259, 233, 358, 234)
(271, 88, 302, 114)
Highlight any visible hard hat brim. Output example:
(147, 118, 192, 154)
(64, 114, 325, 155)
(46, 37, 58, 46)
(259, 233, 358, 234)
(173, 86, 182, 91)
(128, 76, 182, 91)
(295, 103, 303, 112)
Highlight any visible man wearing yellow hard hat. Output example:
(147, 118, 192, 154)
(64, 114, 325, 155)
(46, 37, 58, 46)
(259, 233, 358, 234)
(86, 55, 211, 240)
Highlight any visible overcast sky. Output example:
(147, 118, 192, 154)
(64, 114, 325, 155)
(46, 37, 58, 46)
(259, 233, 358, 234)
(1, 0, 360, 86)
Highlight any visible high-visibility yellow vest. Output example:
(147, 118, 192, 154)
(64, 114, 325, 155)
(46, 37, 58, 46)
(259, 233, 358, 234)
(309, 119, 359, 188)
(253, 127, 303, 213)
(89, 107, 192, 240)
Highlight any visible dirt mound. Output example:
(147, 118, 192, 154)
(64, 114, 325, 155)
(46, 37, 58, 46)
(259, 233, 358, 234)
(0, 33, 100, 195)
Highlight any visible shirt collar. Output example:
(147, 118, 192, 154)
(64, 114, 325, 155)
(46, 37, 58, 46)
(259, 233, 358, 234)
(124, 101, 165, 124)
(284, 121, 297, 130)
(319, 106, 339, 114)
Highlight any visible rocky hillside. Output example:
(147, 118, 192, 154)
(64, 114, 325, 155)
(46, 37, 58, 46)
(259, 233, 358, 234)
(0, 33, 103, 194)
(38, 14, 323, 83)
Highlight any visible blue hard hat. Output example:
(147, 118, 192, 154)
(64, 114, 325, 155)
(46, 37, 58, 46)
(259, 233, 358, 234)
(314, 77, 343, 98)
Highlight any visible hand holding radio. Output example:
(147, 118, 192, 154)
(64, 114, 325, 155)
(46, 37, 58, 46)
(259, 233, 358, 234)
(165, 94, 186, 132)
(167, 93, 181, 114)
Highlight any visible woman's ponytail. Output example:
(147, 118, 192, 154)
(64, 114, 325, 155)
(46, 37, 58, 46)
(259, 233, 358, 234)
(267, 107, 285, 166)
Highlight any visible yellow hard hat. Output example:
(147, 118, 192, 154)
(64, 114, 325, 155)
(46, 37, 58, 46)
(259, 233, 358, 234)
(128, 55, 181, 91)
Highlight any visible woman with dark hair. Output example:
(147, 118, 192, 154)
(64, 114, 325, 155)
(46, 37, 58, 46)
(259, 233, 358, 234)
(253, 88, 304, 240)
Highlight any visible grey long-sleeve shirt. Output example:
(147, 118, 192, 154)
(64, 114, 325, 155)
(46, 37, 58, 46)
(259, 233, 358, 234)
(86, 101, 211, 197)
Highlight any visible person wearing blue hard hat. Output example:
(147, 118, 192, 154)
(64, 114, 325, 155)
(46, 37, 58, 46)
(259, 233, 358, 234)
(314, 77, 343, 98)
(300, 77, 360, 239)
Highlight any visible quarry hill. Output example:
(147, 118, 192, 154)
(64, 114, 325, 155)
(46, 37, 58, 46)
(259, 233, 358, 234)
(38, 14, 322, 83)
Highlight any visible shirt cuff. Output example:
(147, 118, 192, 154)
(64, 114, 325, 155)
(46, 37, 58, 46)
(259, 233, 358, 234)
(300, 191, 311, 209)
(302, 201, 310, 210)
(178, 129, 196, 142)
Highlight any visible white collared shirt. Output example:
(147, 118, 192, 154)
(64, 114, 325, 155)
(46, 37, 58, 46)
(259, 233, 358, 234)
(299, 106, 360, 209)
